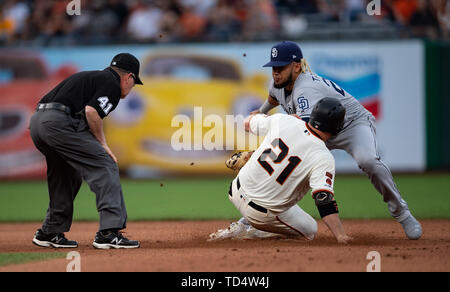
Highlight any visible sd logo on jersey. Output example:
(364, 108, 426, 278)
(297, 97, 309, 113)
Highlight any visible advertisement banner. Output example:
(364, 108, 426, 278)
(302, 41, 425, 172)
(0, 40, 425, 178)
(0, 50, 78, 179)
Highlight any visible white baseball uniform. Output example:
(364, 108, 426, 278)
(229, 113, 336, 239)
(267, 71, 410, 221)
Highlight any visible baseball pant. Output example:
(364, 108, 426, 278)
(29, 108, 127, 234)
(326, 114, 410, 221)
(229, 178, 317, 240)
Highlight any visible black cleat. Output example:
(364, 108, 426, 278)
(32, 229, 78, 248)
(93, 230, 140, 250)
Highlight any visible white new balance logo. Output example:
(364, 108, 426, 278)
(111, 237, 123, 245)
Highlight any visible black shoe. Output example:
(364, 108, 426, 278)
(93, 230, 140, 249)
(32, 229, 78, 248)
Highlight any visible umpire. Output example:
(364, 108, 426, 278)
(30, 53, 143, 249)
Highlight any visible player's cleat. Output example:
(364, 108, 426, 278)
(93, 230, 140, 249)
(208, 221, 248, 241)
(208, 221, 280, 241)
(32, 229, 78, 248)
(399, 214, 422, 240)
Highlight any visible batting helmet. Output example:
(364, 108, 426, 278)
(309, 97, 346, 135)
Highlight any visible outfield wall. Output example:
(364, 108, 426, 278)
(425, 41, 450, 170)
(0, 40, 430, 178)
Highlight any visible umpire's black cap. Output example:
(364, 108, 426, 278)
(110, 53, 144, 85)
(309, 97, 346, 135)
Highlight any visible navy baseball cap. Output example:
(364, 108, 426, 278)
(263, 41, 303, 67)
(111, 53, 143, 85)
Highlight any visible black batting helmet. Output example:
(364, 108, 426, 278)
(309, 97, 346, 135)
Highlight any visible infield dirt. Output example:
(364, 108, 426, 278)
(0, 220, 449, 272)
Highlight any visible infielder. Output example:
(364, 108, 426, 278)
(210, 98, 351, 243)
(251, 41, 421, 240)
(30, 53, 142, 249)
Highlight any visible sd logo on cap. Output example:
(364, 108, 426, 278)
(263, 41, 303, 67)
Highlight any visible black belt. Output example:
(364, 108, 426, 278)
(235, 177, 268, 214)
(37, 103, 71, 115)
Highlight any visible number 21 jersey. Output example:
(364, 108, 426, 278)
(238, 114, 335, 213)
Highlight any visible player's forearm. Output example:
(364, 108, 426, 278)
(86, 106, 118, 163)
(322, 212, 348, 242)
(259, 96, 279, 114)
(244, 114, 257, 133)
(85, 105, 107, 145)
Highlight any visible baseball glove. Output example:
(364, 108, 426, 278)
(225, 151, 254, 171)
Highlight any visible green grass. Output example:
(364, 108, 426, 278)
(0, 174, 449, 222)
(0, 252, 66, 267)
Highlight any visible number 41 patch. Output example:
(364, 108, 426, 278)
(98, 96, 113, 115)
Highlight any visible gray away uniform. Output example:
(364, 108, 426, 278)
(268, 71, 410, 221)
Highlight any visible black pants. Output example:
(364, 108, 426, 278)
(29, 108, 127, 234)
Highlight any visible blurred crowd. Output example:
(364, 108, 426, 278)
(0, 0, 449, 46)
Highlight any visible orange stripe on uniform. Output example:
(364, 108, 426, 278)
(276, 216, 307, 238)
(305, 122, 322, 140)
